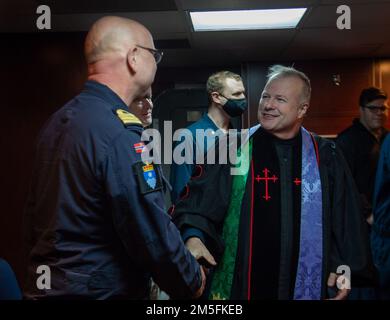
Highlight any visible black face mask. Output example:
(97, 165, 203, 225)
(220, 94, 248, 117)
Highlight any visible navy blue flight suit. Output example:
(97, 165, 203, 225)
(23, 81, 202, 299)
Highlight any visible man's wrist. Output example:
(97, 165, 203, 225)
(182, 227, 205, 243)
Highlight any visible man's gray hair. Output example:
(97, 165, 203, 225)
(266, 65, 311, 102)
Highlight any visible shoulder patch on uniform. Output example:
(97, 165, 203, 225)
(116, 109, 142, 126)
(133, 161, 163, 194)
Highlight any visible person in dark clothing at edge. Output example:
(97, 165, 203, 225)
(23, 16, 205, 300)
(337, 87, 388, 224)
(337, 87, 388, 299)
(171, 65, 372, 300)
(372, 134, 390, 299)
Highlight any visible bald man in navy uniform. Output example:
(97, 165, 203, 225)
(23, 16, 205, 300)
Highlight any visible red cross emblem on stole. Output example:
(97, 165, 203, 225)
(293, 178, 301, 186)
(255, 168, 278, 201)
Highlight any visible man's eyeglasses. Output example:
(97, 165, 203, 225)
(363, 105, 389, 113)
(136, 45, 163, 64)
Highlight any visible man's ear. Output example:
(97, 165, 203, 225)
(127, 47, 138, 74)
(298, 102, 309, 119)
(211, 92, 223, 105)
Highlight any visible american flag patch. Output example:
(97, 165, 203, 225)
(133, 142, 145, 154)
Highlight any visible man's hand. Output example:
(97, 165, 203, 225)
(193, 265, 206, 299)
(185, 237, 217, 268)
(326, 272, 350, 300)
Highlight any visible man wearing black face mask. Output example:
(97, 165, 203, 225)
(170, 71, 247, 204)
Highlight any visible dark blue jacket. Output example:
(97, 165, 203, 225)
(23, 81, 201, 299)
(372, 134, 390, 270)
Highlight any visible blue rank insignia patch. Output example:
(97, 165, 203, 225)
(133, 161, 163, 194)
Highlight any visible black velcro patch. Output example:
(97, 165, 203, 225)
(133, 161, 163, 194)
